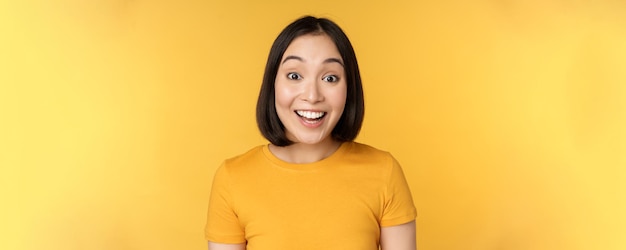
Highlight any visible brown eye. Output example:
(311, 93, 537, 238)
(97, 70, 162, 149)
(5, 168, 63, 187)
(322, 75, 339, 82)
(287, 72, 302, 80)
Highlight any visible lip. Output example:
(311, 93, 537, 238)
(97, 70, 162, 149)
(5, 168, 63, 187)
(295, 109, 325, 112)
(295, 110, 326, 128)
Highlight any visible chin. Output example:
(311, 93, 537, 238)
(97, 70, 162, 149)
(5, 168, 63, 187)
(292, 139, 321, 145)
(292, 135, 333, 145)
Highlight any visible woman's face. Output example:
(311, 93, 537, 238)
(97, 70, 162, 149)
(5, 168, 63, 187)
(274, 34, 347, 146)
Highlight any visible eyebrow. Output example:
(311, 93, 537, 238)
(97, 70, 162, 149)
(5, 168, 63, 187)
(281, 55, 344, 67)
(324, 58, 344, 67)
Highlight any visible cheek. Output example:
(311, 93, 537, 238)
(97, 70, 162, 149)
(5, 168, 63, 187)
(274, 82, 297, 115)
(330, 86, 348, 112)
(274, 84, 289, 107)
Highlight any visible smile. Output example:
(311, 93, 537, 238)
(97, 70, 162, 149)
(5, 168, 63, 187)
(295, 110, 326, 124)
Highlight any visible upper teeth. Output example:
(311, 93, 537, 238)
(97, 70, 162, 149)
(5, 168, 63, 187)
(296, 110, 325, 119)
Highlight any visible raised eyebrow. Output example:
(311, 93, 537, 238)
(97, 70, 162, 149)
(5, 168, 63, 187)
(323, 58, 344, 67)
(282, 56, 344, 67)
(282, 55, 304, 64)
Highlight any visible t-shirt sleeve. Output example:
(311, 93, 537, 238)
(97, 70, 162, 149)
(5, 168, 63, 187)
(205, 162, 246, 243)
(380, 155, 417, 227)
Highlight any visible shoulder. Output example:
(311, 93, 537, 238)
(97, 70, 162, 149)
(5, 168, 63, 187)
(347, 141, 395, 161)
(224, 145, 265, 163)
(349, 141, 388, 153)
(220, 145, 267, 173)
(343, 142, 399, 169)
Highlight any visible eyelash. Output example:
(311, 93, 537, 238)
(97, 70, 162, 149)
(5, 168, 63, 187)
(322, 75, 339, 83)
(286, 72, 302, 80)
(286, 72, 340, 83)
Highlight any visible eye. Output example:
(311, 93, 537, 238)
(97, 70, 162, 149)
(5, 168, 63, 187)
(322, 75, 339, 83)
(286, 72, 302, 80)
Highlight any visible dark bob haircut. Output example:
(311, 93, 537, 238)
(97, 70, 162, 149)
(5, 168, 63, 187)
(256, 16, 365, 146)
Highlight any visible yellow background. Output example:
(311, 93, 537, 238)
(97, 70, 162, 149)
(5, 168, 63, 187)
(1, 0, 625, 249)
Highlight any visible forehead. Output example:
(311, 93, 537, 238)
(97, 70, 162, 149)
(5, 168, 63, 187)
(282, 34, 341, 61)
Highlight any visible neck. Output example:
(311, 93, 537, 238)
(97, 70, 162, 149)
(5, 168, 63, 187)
(269, 139, 343, 164)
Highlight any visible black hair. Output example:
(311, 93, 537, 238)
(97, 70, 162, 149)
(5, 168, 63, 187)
(256, 16, 364, 146)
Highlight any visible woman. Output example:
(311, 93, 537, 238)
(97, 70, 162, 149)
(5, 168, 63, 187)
(205, 16, 417, 250)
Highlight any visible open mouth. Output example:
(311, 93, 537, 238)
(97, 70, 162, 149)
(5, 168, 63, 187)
(295, 110, 326, 124)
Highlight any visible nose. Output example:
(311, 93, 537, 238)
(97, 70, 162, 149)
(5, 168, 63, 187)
(301, 79, 324, 103)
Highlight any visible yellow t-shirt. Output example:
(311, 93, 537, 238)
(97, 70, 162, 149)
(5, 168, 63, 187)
(205, 141, 417, 249)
